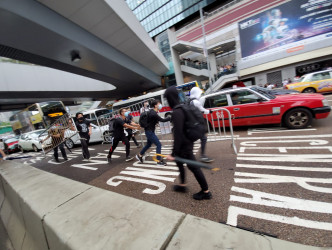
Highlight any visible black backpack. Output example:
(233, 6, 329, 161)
(175, 99, 206, 142)
(139, 110, 150, 129)
(108, 117, 116, 132)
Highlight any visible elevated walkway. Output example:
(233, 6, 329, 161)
(180, 65, 209, 77)
(205, 72, 239, 94)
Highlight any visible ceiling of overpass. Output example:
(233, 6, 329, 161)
(0, 0, 169, 104)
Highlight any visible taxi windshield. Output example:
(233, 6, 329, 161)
(251, 86, 276, 99)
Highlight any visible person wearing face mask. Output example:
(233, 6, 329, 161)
(140, 101, 150, 114)
(136, 99, 171, 166)
(107, 108, 140, 163)
(124, 109, 141, 148)
(75, 112, 92, 161)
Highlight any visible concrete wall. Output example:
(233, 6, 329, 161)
(0, 161, 327, 250)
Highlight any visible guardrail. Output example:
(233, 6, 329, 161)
(205, 107, 237, 154)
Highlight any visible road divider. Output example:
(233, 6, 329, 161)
(0, 161, 327, 250)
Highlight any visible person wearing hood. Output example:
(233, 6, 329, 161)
(136, 99, 171, 166)
(189, 87, 214, 163)
(107, 108, 140, 163)
(165, 86, 212, 200)
(75, 112, 92, 161)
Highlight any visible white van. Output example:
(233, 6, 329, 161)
(65, 108, 112, 149)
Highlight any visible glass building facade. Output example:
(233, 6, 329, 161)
(126, 0, 216, 37)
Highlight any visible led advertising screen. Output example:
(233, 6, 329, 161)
(238, 0, 332, 61)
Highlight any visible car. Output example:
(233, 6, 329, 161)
(64, 123, 111, 149)
(285, 69, 332, 93)
(4, 137, 20, 154)
(18, 130, 46, 152)
(201, 86, 331, 129)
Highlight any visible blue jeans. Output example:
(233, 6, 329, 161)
(140, 130, 162, 161)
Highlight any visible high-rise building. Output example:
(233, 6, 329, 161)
(126, 0, 217, 38)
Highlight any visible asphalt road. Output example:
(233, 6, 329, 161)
(9, 94, 332, 247)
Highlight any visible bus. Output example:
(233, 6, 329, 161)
(112, 81, 203, 119)
(9, 101, 67, 135)
(176, 80, 203, 96)
(112, 89, 172, 119)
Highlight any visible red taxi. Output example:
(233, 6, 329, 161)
(201, 86, 331, 129)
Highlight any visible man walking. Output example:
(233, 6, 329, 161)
(107, 108, 140, 163)
(165, 86, 212, 200)
(75, 112, 92, 161)
(136, 99, 171, 165)
(42, 123, 68, 162)
(189, 87, 214, 163)
(125, 109, 141, 148)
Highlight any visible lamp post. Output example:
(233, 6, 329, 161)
(200, 8, 212, 88)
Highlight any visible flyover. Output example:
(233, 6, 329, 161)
(0, 0, 169, 110)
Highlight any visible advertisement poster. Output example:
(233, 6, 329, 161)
(238, 0, 332, 60)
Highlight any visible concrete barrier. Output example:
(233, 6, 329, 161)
(0, 161, 328, 250)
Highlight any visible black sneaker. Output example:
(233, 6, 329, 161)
(107, 157, 112, 163)
(136, 154, 143, 163)
(173, 185, 188, 193)
(193, 190, 212, 200)
(156, 160, 167, 166)
(200, 156, 214, 163)
(125, 156, 134, 162)
(54, 158, 60, 162)
(64, 158, 68, 161)
(136, 144, 142, 148)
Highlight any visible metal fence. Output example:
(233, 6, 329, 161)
(96, 98, 157, 145)
(38, 113, 79, 155)
(205, 108, 237, 154)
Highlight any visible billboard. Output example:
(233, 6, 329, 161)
(238, 0, 332, 61)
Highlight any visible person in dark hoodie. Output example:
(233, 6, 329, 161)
(136, 99, 171, 165)
(164, 86, 212, 200)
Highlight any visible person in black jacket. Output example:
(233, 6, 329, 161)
(107, 108, 140, 163)
(136, 99, 171, 166)
(164, 86, 212, 200)
(74, 112, 92, 161)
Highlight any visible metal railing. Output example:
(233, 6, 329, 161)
(38, 113, 79, 155)
(204, 108, 237, 154)
(96, 98, 157, 146)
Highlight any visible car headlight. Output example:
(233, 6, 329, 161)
(322, 99, 329, 107)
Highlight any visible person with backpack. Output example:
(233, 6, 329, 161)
(72, 112, 92, 161)
(136, 99, 171, 165)
(107, 108, 140, 163)
(164, 86, 212, 200)
(189, 87, 214, 163)
(125, 109, 141, 148)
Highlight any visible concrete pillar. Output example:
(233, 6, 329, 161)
(167, 28, 184, 85)
(208, 53, 218, 78)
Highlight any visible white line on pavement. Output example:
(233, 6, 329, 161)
(236, 163, 332, 172)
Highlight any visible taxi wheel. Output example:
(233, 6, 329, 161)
(283, 108, 313, 129)
(103, 131, 112, 143)
(302, 87, 316, 93)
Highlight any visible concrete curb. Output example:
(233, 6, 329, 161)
(0, 161, 329, 250)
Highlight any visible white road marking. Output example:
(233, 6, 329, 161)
(107, 176, 166, 195)
(239, 146, 332, 153)
(234, 172, 332, 193)
(240, 139, 329, 146)
(237, 153, 332, 162)
(120, 167, 178, 182)
(227, 206, 332, 231)
(236, 134, 332, 140)
(236, 163, 332, 172)
(230, 186, 332, 214)
(248, 128, 316, 135)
